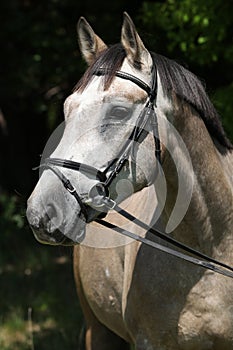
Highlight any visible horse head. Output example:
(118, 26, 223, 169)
(26, 13, 168, 245)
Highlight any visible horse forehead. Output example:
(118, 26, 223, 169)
(64, 90, 100, 116)
(64, 79, 147, 115)
(105, 79, 147, 103)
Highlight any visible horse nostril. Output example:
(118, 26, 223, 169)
(46, 203, 57, 220)
(45, 203, 64, 231)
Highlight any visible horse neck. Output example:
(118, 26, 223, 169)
(159, 103, 233, 259)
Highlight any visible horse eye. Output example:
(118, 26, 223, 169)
(111, 106, 129, 119)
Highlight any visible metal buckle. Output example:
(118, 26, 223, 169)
(66, 186, 76, 194)
(101, 197, 116, 210)
(85, 182, 116, 210)
(87, 183, 108, 208)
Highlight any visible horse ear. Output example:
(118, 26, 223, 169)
(121, 12, 152, 70)
(77, 17, 107, 65)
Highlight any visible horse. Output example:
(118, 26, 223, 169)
(27, 12, 233, 350)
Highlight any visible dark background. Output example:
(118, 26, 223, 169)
(0, 1, 232, 349)
(1, 0, 232, 196)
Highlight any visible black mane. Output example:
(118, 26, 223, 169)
(75, 44, 126, 91)
(75, 43, 232, 150)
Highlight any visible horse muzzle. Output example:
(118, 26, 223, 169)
(26, 196, 87, 246)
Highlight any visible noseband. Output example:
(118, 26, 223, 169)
(37, 67, 233, 279)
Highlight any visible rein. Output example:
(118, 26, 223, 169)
(96, 199, 233, 279)
(39, 67, 233, 279)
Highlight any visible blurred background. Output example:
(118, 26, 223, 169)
(0, 0, 232, 349)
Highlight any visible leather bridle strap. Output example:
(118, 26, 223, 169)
(96, 201, 233, 279)
(96, 218, 233, 279)
(37, 163, 89, 220)
(44, 158, 107, 183)
(102, 100, 158, 187)
(95, 67, 161, 186)
(96, 68, 154, 99)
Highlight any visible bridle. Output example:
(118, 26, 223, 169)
(43, 66, 160, 210)
(38, 67, 233, 279)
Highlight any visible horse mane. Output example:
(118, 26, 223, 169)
(74, 43, 233, 151)
(74, 44, 126, 92)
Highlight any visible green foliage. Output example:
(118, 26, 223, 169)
(0, 193, 25, 232)
(1, 0, 81, 131)
(140, 0, 233, 141)
(141, 0, 232, 66)
(0, 192, 82, 349)
(0, 223, 82, 350)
